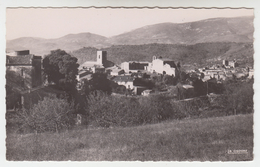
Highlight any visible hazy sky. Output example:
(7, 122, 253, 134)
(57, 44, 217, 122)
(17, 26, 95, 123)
(6, 8, 254, 40)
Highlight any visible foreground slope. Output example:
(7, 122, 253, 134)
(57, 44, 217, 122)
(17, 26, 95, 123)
(6, 114, 253, 161)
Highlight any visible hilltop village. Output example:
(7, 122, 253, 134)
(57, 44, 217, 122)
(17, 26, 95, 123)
(6, 49, 254, 110)
(77, 50, 253, 96)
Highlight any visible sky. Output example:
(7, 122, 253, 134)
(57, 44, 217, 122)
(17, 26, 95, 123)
(6, 8, 254, 40)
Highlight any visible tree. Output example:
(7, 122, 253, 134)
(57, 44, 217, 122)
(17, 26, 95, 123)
(88, 73, 112, 95)
(162, 74, 174, 85)
(43, 49, 79, 92)
(221, 78, 253, 115)
(17, 96, 75, 133)
(192, 78, 207, 97)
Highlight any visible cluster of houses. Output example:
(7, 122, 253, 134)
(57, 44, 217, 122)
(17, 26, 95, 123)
(77, 51, 254, 96)
(6, 49, 254, 95)
(6, 49, 254, 110)
(6, 49, 178, 110)
(77, 51, 177, 95)
(190, 59, 254, 83)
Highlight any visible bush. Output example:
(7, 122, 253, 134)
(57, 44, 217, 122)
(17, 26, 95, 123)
(221, 79, 254, 115)
(87, 91, 141, 127)
(16, 96, 75, 133)
(87, 92, 199, 128)
(171, 98, 208, 118)
(138, 95, 176, 122)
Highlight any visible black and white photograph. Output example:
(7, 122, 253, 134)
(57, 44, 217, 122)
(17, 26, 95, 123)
(3, 1, 257, 163)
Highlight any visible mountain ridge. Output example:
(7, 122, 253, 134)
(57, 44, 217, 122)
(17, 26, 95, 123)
(6, 16, 254, 56)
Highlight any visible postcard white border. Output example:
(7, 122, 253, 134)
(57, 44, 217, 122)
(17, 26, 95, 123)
(0, 0, 259, 167)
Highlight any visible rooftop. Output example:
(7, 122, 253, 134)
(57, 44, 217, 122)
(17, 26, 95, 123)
(6, 55, 41, 65)
(112, 75, 134, 82)
(155, 57, 174, 62)
(79, 61, 103, 69)
(182, 85, 194, 89)
(128, 61, 150, 64)
(111, 69, 124, 73)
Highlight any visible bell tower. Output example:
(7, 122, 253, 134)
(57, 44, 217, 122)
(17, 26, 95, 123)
(97, 51, 107, 65)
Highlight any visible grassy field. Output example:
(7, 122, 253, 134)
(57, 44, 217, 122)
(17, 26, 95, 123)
(6, 114, 253, 161)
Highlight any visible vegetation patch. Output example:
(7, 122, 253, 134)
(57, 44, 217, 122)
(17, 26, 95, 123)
(6, 114, 253, 161)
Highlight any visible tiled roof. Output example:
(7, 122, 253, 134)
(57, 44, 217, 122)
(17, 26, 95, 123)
(106, 65, 120, 70)
(6, 55, 41, 65)
(80, 61, 99, 67)
(182, 85, 194, 89)
(80, 74, 93, 80)
(79, 70, 91, 78)
(111, 69, 124, 73)
(112, 75, 134, 82)
(6, 55, 33, 65)
(159, 58, 174, 62)
(128, 61, 150, 64)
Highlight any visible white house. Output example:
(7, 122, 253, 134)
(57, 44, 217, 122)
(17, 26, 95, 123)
(151, 56, 176, 76)
(121, 61, 150, 73)
(110, 69, 125, 76)
(112, 75, 134, 89)
(248, 69, 254, 79)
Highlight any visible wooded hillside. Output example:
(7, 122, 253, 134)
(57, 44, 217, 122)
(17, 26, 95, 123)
(71, 42, 254, 68)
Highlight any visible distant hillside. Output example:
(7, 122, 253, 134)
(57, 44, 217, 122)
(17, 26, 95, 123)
(71, 42, 254, 68)
(108, 16, 254, 45)
(6, 33, 109, 56)
(6, 16, 254, 57)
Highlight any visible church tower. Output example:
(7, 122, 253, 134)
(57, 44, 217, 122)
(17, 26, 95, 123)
(97, 51, 107, 66)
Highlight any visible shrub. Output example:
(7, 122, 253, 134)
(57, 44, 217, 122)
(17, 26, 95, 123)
(171, 98, 208, 118)
(16, 96, 75, 133)
(138, 95, 175, 122)
(221, 79, 254, 115)
(87, 89, 223, 128)
(87, 91, 141, 127)
(87, 92, 194, 128)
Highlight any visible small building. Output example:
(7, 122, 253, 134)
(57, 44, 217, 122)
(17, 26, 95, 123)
(223, 59, 238, 68)
(121, 61, 150, 73)
(110, 69, 125, 76)
(151, 56, 176, 76)
(229, 61, 238, 68)
(248, 68, 254, 79)
(91, 65, 105, 73)
(141, 89, 153, 96)
(6, 50, 42, 88)
(234, 72, 247, 79)
(106, 65, 120, 74)
(7, 50, 30, 56)
(77, 70, 92, 81)
(223, 60, 229, 66)
(201, 69, 225, 81)
(112, 75, 135, 89)
(225, 71, 233, 79)
(134, 86, 147, 95)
